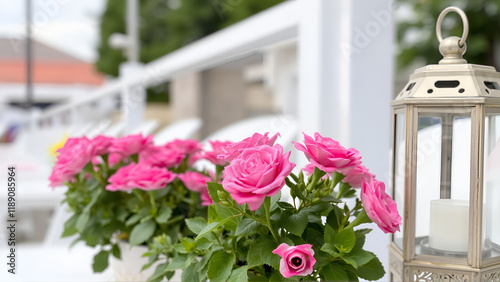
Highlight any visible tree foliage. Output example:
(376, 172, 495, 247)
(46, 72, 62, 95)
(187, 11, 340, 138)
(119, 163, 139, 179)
(96, 0, 286, 77)
(397, 0, 500, 70)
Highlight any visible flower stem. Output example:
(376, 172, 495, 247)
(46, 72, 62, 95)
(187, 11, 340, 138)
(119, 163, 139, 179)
(345, 209, 371, 230)
(306, 167, 325, 193)
(264, 196, 279, 242)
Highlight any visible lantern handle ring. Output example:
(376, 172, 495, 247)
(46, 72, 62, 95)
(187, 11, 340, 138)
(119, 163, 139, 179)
(436, 6, 469, 47)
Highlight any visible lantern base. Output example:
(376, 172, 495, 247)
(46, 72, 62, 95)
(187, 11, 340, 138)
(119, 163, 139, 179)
(418, 237, 493, 258)
(389, 243, 500, 282)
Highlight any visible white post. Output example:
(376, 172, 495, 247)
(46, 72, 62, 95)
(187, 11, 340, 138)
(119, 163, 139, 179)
(297, 0, 394, 280)
(120, 62, 146, 134)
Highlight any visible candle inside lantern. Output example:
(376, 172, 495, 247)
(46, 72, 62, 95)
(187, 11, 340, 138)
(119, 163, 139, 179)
(429, 199, 469, 252)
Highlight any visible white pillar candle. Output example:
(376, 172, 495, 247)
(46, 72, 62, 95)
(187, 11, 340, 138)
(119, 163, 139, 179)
(429, 199, 469, 252)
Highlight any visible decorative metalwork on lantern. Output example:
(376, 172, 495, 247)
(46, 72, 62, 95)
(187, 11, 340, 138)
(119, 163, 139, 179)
(389, 6, 500, 282)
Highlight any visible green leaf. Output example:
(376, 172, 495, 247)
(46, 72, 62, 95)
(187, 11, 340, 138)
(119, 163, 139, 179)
(282, 210, 307, 236)
(147, 263, 167, 282)
(207, 182, 223, 203)
(129, 219, 156, 246)
(247, 235, 280, 270)
(207, 251, 236, 282)
(354, 228, 372, 236)
(326, 206, 344, 231)
(355, 256, 385, 281)
(324, 224, 337, 244)
(291, 182, 307, 201)
(277, 201, 295, 210)
(353, 234, 366, 251)
(302, 202, 331, 214)
(196, 214, 240, 240)
(185, 217, 207, 235)
(62, 214, 78, 237)
(321, 243, 341, 258)
(125, 213, 143, 226)
(111, 244, 121, 259)
(155, 206, 172, 224)
(348, 249, 375, 268)
(334, 227, 356, 254)
(215, 204, 241, 231)
(92, 250, 109, 272)
(166, 254, 196, 271)
(182, 262, 201, 282)
(228, 266, 248, 282)
(321, 262, 349, 281)
(181, 238, 196, 252)
(235, 217, 262, 237)
(75, 212, 90, 232)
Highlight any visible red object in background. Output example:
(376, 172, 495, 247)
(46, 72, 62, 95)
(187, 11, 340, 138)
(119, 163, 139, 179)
(0, 38, 104, 86)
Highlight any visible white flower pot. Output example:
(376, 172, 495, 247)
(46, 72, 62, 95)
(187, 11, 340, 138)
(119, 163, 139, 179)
(110, 240, 182, 281)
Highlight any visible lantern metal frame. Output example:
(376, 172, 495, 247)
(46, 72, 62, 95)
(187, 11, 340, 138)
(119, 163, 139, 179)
(389, 6, 500, 281)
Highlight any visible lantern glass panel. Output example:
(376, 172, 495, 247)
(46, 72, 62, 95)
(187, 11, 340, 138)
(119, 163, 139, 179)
(393, 112, 405, 250)
(414, 111, 471, 258)
(483, 112, 500, 260)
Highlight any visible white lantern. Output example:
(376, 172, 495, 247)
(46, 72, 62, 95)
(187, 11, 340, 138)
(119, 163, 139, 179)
(389, 6, 500, 281)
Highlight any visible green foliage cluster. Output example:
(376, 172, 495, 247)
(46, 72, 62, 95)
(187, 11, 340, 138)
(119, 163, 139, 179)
(62, 154, 207, 273)
(145, 168, 385, 282)
(397, 0, 500, 69)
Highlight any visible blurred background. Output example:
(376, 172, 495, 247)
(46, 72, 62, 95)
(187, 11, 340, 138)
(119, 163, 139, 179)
(1, 0, 498, 280)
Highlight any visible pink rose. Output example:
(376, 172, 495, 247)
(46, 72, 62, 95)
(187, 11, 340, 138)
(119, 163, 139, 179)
(110, 134, 153, 157)
(222, 144, 295, 211)
(139, 146, 185, 168)
(218, 132, 279, 162)
(272, 243, 316, 278)
(49, 137, 95, 187)
(177, 171, 212, 192)
(361, 178, 401, 234)
(293, 132, 361, 173)
(90, 135, 113, 156)
(165, 139, 203, 156)
(178, 172, 213, 206)
(106, 163, 175, 191)
(340, 165, 374, 188)
(204, 140, 233, 166)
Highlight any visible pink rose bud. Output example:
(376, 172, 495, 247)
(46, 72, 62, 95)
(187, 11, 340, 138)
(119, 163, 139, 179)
(218, 132, 280, 162)
(204, 140, 233, 166)
(293, 132, 361, 173)
(340, 165, 375, 188)
(272, 243, 316, 278)
(222, 144, 295, 211)
(361, 178, 402, 234)
(109, 134, 153, 158)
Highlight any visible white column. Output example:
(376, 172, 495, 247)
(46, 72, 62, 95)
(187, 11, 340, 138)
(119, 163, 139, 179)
(297, 0, 394, 280)
(120, 62, 146, 134)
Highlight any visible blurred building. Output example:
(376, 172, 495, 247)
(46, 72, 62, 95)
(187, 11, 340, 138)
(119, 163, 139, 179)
(0, 37, 105, 142)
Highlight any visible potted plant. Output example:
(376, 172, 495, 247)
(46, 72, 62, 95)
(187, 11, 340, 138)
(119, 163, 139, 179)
(146, 132, 402, 281)
(49, 134, 220, 280)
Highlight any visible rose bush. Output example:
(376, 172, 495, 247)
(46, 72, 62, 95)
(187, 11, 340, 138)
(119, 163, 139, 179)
(147, 132, 401, 282)
(50, 134, 223, 273)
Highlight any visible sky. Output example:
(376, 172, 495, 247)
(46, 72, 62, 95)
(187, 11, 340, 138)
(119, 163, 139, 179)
(0, 0, 106, 62)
